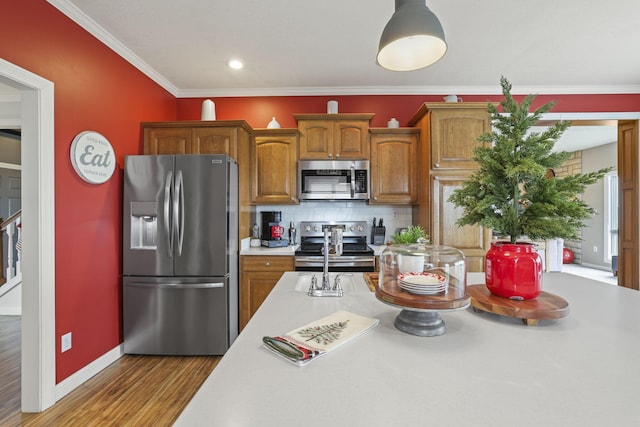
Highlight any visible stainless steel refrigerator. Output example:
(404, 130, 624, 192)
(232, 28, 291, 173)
(122, 154, 238, 355)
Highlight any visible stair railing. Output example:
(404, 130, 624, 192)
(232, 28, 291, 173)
(0, 209, 22, 285)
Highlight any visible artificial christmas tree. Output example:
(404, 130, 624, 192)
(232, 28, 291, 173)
(449, 77, 610, 299)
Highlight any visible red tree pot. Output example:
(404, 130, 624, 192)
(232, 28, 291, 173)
(485, 242, 543, 300)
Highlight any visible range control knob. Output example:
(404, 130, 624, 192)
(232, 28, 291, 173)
(357, 225, 364, 232)
(349, 225, 356, 232)
(313, 225, 319, 232)
(304, 224, 312, 233)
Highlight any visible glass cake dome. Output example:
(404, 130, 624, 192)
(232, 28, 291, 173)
(376, 243, 469, 336)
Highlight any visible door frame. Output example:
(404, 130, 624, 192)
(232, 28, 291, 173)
(0, 59, 56, 412)
(541, 112, 640, 288)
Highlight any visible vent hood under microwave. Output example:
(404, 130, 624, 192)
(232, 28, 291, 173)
(298, 159, 370, 201)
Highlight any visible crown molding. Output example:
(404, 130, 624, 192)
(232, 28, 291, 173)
(47, 1, 640, 100)
(48, 0, 179, 97)
(176, 84, 640, 98)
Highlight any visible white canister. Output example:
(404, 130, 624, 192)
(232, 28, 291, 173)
(387, 118, 400, 128)
(201, 99, 216, 120)
(327, 100, 338, 114)
(267, 117, 281, 128)
(443, 95, 463, 103)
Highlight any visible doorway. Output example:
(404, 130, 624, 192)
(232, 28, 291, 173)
(537, 113, 640, 289)
(0, 59, 56, 412)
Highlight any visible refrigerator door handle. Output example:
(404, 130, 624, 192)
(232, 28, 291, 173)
(175, 169, 185, 256)
(126, 281, 225, 289)
(164, 170, 174, 258)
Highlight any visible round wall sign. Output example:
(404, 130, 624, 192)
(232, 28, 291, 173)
(70, 131, 116, 184)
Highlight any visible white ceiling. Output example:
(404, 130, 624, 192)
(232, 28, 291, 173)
(9, 1, 636, 150)
(50, 0, 640, 97)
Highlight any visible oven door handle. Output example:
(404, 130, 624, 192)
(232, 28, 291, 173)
(295, 256, 374, 264)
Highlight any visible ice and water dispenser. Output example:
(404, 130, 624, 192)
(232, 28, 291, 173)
(129, 201, 158, 249)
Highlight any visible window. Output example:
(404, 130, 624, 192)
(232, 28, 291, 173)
(603, 171, 618, 262)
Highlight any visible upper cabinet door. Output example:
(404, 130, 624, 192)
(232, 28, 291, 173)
(298, 121, 332, 159)
(430, 106, 491, 170)
(192, 127, 238, 160)
(369, 129, 419, 204)
(295, 114, 374, 159)
(334, 120, 370, 159)
(251, 130, 299, 204)
(144, 127, 192, 154)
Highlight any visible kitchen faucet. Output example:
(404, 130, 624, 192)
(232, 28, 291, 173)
(308, 227, 344, 297)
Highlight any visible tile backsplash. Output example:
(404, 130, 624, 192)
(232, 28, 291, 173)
(255, 202, 414, 245)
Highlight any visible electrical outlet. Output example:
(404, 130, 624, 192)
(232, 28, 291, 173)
(593, 246, 598, 253)
(61, 332, 72, 352)
(393, 209, 399, 219)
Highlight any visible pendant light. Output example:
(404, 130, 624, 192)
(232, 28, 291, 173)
(377, 0, 447, 71)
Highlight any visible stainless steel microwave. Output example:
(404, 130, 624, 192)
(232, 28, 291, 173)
(298, 159, 370, 200)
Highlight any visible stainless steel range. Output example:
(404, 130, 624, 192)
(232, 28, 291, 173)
(294, 221, 375, 272)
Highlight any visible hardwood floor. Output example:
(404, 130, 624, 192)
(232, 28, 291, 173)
(0, 316, 221, 426)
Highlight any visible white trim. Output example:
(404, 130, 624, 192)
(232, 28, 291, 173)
(176, 85, 640, 98)
(603, 172, 618, 263)
(580, 261, 613, 272)
(0, 273, 22, 297)
(0, 58, 56, 412)
(43, 1, 640, 99)
(0, 162, 21, 170)
(0, 119, 21, 128)
(539, 112, 640, 120)
(47, 0, 179, 97)
(55, 345, 123, 401)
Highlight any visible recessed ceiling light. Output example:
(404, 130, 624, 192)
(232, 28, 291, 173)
(227, 59, 244, 70)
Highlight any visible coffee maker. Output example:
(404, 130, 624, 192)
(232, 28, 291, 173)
(260, 211, 289, 248)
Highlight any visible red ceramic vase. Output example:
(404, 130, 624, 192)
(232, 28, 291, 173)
(485, 242, 543, 300)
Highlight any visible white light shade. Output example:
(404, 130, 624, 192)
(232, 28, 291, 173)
(377, 0, 447, 71)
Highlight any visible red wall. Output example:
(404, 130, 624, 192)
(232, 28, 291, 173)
(2, 0, 640, 386)
(1, 0, 177, 382)
(177, 94, 640, 129)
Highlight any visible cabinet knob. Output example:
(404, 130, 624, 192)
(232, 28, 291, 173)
(435, 163, 440, 168)
(335, 153, 340, 158)
(328, 154, 333, 158)
(265, 262, 270, 267)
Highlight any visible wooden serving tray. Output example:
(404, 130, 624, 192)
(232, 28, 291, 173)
(362, 273, 377, 292)
(467, 284, 569, 326)
(375, 275, 470, 311)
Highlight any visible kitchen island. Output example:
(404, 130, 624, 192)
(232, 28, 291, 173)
(175, 272, 640, 427)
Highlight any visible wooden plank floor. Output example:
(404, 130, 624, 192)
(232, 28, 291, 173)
(0, 316, 221, 426)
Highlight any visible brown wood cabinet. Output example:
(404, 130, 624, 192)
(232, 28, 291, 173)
(431, 172, 492, 272)
(143, 127, 192, 154)
(251, 129, 298, 204)
(294, 114, 373, 159)
(142, 121, 251, 161)
(142, 121, 254, 239)
(425, 104, 492, 170)
(240, 255, 294, 330)
(369, 128, 419, 204)
(409, 103, 493, 271)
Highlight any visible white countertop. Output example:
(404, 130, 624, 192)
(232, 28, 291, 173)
(176, 272, 640, 427)
(239, 237, 297, 255)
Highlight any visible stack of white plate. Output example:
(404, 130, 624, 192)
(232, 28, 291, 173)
(398, 272, 448, 295)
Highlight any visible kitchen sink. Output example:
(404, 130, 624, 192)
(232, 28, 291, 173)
(294, 273, 361, 292)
